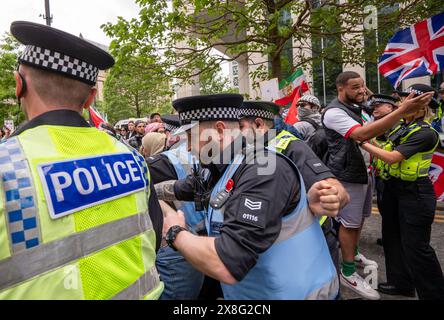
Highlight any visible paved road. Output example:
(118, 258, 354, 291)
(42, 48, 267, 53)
(341, 205, 444, 300)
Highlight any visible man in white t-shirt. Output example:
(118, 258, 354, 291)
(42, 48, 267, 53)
(322, 71, 434, 300)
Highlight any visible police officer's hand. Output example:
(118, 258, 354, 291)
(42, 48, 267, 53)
(162, 209, 186, 238)
(307, 181, 341, 218)
(398, 92, 434, 117)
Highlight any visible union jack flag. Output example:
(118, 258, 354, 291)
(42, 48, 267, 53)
(378, 12, 444, 88)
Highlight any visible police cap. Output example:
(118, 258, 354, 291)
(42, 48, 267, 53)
(161, 114, 180, 132)
(397, 84, 439, 109)
(239, 101, 280, 120)
(368, 94, 399, 108)
(11, 21, 115, 86)
(173, 94, 244, 135)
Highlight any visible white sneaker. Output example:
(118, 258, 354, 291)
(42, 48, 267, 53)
(354, 252, 378, 269)
(340, 271, 380, 300)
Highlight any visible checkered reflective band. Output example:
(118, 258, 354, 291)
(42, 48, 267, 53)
(239, 108, 275, 120)
(405, 87, 439, 105)
(179, 107, 240, 124)
(406, 88, 425, 95)
(19, 45, 99, 85)
(164, 123, 178, 132)
(371, 97, 397, 106)
(0, 138, 41, 254)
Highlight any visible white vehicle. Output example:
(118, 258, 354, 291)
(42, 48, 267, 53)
(114, 117, 148, 129)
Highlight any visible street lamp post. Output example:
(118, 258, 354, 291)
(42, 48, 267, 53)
(43, 0, 52, 26)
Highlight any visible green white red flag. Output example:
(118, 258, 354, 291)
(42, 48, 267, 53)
(275, 68, 309, 106)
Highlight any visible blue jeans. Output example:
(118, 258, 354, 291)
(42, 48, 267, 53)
(156, 245, 205, 300)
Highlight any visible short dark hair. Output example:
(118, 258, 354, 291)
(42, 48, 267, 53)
(24, 65, 91, 109)
(128, 120, 135, 125)
(135, 120, 146, 127)
(150, 113, 161, 120)
(243, 116, 274, 129)
(336, 71, 361, 88)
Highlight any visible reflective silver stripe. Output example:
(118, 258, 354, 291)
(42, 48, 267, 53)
(305, 275, 339, 300)
(419, 167, 430, 175)
(275, 206, 315, 244)
(0, 212, 153, 291)
(422, 153, 433, 160)
(111, 266, 161, 300)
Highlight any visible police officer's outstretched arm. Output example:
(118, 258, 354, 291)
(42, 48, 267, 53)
(360, 142, 405, 165)
(162, 209, 237, 284)
(162, 157, 299, 285)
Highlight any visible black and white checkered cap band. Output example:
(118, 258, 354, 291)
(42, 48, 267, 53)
(406, 88, 425, 96)
(239, 108, 275, 120)
(179, 107, 239, 124)
(405, 87, 438, 104)
(164, 123, 179, 132)
(371, 98, 397, 106)
(19, 45, 99, 85)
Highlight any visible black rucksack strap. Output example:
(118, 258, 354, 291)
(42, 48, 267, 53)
(301, 118, 320, 130)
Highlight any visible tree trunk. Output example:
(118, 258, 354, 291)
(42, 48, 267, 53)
(271, 53, 282, 81)
(267, 3, 283, 81)
(135, 92, 140, 118)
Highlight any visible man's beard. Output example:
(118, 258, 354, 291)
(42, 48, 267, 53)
(345, 92, 364, 105)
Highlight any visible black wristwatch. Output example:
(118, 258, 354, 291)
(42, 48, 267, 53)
(165, 225, 187, 251)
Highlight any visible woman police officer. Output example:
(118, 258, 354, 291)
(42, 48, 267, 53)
(360, 84, 444, 300)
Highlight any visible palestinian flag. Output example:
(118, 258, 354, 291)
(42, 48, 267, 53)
(275, 68, 310, 106)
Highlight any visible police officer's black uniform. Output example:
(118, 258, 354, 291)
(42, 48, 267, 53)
(239, 100, 340, 270)
(170, 95, 304, 282)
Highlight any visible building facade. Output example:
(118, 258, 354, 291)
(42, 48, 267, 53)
(177, 2, 443, 103)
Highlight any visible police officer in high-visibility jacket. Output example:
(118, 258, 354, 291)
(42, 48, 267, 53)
(0, 21, 164, 300)
(361, 84, 444, 300)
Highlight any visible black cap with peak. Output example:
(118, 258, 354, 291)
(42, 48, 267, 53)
(398, 84, 439, 109)
(239, 101, 280, 120)
(368, 94, 399, 108)
(172, 94, 244, 135)
(11, 21, 115, 86)
(161, 114, 180, 132)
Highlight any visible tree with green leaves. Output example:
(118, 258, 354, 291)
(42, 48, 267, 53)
(199, 64, 238, 95)
(0, 33, 24, 127)
(103, 54, 174, 125)
(102, 0, 442, 87)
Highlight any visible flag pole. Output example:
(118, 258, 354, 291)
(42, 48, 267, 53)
(375, 14, 381, 94)
(321, 37, 327, 106)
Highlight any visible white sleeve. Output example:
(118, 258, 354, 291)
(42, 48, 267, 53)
(323, 108, 362, 138)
